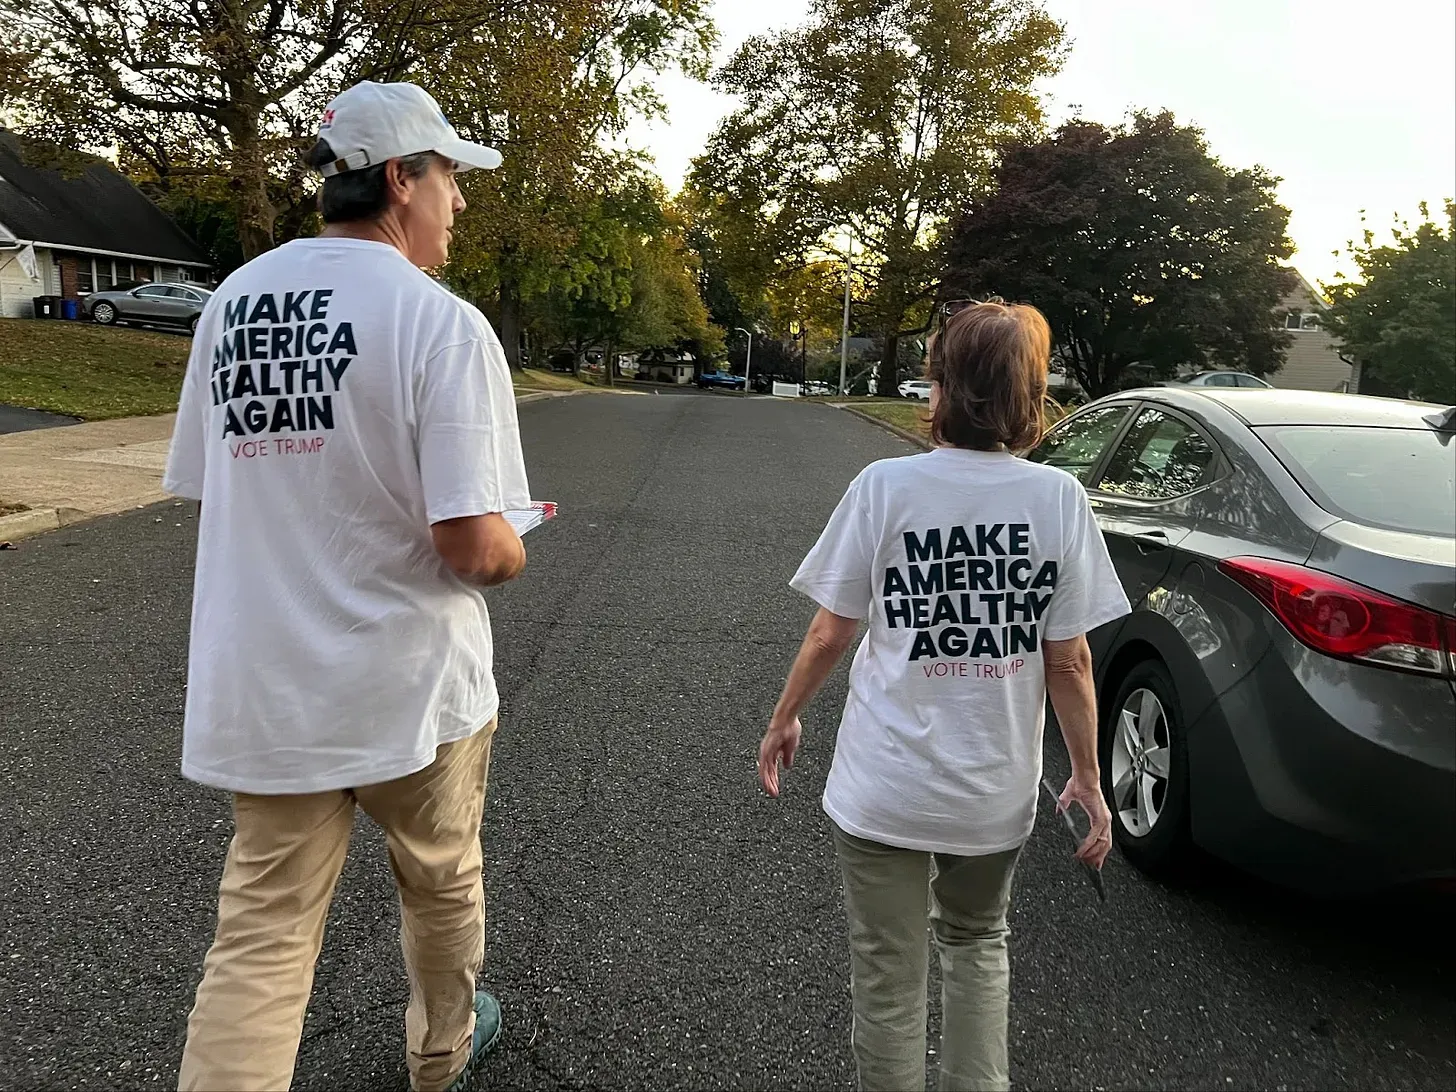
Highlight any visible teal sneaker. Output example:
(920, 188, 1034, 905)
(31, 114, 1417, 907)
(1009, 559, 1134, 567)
(444, 990, 503, 1092)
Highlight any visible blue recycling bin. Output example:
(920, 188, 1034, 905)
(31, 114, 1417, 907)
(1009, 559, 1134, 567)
(61, 298, 80, 320)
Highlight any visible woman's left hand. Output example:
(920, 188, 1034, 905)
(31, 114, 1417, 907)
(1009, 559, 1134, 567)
(758, 716, 802, 798)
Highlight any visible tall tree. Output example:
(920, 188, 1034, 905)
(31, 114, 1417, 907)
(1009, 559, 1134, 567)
(694, 0, 1065, 390)
(435, 0, 715, 367)
(0, 0, 498, 258)
(531, 172, 718, 381)
(944, 112, 1297, 397)
(1323, 201, 1455, 404)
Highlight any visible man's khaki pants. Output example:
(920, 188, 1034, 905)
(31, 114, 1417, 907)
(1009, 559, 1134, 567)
(833, 823, 1022, 1092)
(178, 721, 497, 1092)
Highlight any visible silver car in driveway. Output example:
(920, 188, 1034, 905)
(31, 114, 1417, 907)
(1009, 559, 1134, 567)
(1027, 389, 1456, 894)
(1163, 370, 1274, 389)
(86, 282, 211, 333)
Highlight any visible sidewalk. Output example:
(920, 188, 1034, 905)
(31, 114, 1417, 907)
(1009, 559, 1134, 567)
(0, 415, 177, 541)
(0, 388, 612, 544)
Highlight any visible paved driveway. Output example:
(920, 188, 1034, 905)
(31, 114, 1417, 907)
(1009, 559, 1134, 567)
(0, 393, 1450, 1090)
(0, 404, 79, 434)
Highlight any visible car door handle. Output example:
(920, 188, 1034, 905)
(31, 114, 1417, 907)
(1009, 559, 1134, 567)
(1133, 531, 1171, 551)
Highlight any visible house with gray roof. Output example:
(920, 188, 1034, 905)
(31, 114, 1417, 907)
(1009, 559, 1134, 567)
(0, 130, 212, 319)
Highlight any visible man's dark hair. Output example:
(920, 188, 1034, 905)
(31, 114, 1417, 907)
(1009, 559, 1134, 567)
(305, 140, 439, 223)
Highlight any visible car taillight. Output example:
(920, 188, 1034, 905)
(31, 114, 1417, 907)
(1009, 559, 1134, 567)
(1218, 557, 1455, 677)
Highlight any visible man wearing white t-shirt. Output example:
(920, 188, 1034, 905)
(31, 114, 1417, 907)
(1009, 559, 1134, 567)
(164, 82, 529, 1092)
(759, 300, 1131, 1092)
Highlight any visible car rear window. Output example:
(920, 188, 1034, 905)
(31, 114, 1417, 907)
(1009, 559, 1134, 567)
(1259, 425, 1456, 536)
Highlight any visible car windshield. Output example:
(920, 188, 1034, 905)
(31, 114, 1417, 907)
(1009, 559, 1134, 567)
(1259, 424, 1456, 537)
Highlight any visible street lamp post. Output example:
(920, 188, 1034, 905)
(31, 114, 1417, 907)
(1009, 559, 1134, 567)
(838, 238, 852, 395)
(734, 326, 754, 395)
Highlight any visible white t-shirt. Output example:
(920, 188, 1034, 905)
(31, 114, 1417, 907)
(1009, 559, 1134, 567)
(163, 237, 531, 794)
(791, 447, 1130, 856)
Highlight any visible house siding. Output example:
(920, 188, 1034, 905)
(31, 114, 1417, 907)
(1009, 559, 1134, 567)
(0, 245, 51, 318)
(1270, 280, 1353, 393)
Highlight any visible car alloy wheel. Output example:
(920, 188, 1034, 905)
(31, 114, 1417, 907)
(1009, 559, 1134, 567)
(93, 302, 116, 324)
(1110, 687, 1172, 837)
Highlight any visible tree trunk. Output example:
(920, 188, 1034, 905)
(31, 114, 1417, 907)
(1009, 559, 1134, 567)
(603, 339, 616, 387)
(880, 328, 903, 398)
(499, 277, 523, 370)
(226, 108, 278, 261)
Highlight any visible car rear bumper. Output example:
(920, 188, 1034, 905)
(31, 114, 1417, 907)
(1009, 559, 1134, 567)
(1187, 631, 1456, 895)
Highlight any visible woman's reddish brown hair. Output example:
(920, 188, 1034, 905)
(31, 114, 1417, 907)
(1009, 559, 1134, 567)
(925, 299, 1051, 452)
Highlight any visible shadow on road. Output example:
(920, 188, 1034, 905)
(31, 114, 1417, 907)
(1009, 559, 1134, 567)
(1170, 852, 1454, 983)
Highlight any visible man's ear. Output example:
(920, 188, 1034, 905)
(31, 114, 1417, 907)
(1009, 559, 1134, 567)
(384, 159, 413, 206)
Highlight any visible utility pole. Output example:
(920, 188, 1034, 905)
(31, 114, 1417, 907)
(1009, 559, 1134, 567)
(734, 327, 754, 395)
(838, 238, 853, 395)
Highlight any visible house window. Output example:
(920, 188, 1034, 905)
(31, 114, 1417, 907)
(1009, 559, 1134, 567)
(1285, 312, 1303, 330)
(1300, 313, 1320, 331)
(96, 261, 114, 290)
(76, 259, 94, 293)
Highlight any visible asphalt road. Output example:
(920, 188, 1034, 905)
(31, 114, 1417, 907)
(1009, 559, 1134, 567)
(0, 403, 79, 433)
(0, 393, 1451, 1091)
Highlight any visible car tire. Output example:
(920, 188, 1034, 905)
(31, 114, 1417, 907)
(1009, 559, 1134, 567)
(1100, 658, 1192, 876)
(92, 301, 117, 325)
(189, 315, 199, 335)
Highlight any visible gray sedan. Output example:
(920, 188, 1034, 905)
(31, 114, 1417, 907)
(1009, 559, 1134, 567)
(86, 282, 211, 333)
(1027, 388, 1456, 894)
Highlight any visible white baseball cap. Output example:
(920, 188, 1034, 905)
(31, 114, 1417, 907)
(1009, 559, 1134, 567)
(314, 81, 502, 177)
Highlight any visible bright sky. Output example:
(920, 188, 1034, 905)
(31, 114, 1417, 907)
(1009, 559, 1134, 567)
(625, 0, 1456, 290)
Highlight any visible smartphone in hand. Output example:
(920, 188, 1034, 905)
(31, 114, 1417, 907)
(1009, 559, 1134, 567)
(1040, 777, 1108, 903)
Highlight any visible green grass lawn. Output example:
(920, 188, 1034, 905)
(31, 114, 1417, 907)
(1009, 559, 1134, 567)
(0, 318, 190, 420)
(850, 400, 931, 439)
(512, 368, 596, 392)
(0, 319, 600, 420)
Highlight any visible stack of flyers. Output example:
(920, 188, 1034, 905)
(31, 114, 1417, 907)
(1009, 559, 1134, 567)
(502, 502, 559, 536)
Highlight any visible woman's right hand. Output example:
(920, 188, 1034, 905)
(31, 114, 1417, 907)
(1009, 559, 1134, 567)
(1058, 773, 1113, 868)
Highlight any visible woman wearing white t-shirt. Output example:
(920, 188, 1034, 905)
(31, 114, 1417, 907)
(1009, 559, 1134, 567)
(759, 299, 1130, 1092)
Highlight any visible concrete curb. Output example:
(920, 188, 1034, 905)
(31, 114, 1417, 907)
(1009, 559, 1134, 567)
(0, 507, 61, 543)
(837, 405, 932, 451)
(516, 387, 644, 403)
(0, 499, 155, 545)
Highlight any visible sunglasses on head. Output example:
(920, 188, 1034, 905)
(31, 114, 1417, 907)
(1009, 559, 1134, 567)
(931, 295, 1001, 333)
(929, 296, 1004, 368)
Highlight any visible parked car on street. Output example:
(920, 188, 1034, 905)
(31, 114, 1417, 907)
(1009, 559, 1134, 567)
(1163, 370, 1274, 389)
(899, 378, 932, 400)
(1026, 388, 1456, 894)
(85, 282, 211, 333)
(697, 370, 746, 391)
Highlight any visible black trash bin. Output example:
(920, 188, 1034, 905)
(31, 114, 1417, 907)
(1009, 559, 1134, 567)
(32, 295, 59, 319)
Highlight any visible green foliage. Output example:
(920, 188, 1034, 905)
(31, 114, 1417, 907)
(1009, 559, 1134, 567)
(944, 112, 1297, 397)
(525, 169, 718, 374)
(430, 1, 717, 367)
(0, 0, 501, 256)
(692, 0, 1065, 388)
(1323, 201, 1456, 404)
